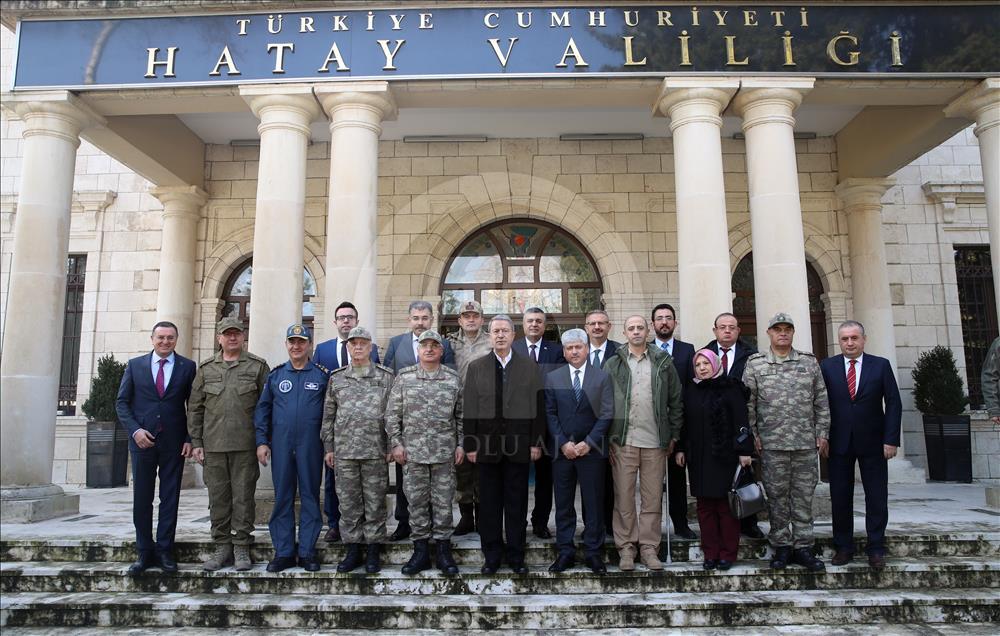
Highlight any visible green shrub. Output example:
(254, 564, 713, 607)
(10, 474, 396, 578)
(81, 354, 126, 421)
(911, 346, 968, 416)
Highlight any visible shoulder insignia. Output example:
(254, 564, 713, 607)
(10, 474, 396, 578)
(376, 363, 395, 375)
(247, 352, 268, 364)
(330, 366, 349, 375)
(397, 365, 417, 376)
(797, 350, 817, 359)
(314, 363, 330, 374)
(270, 362, 288, 374)
(748, 352, 765, 361)
(198, 357, 215, 367)
(440, 365, 459, 378)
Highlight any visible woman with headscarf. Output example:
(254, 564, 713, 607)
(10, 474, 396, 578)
(675, 348, 754, 570)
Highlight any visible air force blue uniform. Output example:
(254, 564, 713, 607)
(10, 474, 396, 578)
(254, 360, 329, 558)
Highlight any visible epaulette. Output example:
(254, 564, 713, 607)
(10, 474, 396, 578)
(270, 362, 288, 373)
(797, 350, 817, 359)
(439, 365, 459, 378)
(376, 363, 395, 375)
(747, 352, 766, 361)
(330, 365, 350, 375)
(247, 352, 269, 364)
(198, 356, 216, 367)
(314, 362, 330, 374)
(397, 365, 417, 376)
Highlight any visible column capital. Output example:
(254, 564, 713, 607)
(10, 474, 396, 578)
(239, 84, 322, 138)
(944, 78, 1000, 137)
(315, 81, 398, 132)
(1, 90, 105, 146)
(653, 78, 739, 131)
(732, 78, 814, 131)
(150, 185, 209, 219)
(835, 177, 896, 212)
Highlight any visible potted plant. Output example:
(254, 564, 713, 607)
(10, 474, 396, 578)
(81, 354, 129, 488)
(911, 346, 971, 482)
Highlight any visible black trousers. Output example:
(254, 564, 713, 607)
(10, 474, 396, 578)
(530, 452, 553, 528)
(553, 454, 606, 557)
(478, 459, 530, 565)
(666, 453, 691, 529)
(829, 452, 889, 556)
(130, 443, 185, 555)
(394, 462, 409, 523)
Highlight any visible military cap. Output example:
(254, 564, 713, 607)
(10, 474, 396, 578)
(459, 300, 483, 315)
(417, 329, 443, 345)
(216, 317, 245, 334)
(286, 323, 311, 340)
(347, 326, 372, 341)
(767, 312, 795, 329)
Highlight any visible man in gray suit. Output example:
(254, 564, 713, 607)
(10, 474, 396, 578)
(383, 300, 455, 540)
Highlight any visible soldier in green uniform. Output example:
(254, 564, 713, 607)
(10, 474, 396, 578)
(189, 317, 269, 571)
(322, 326, 394, 574)
(445, 300, 492, 535)
(743, 312, 830, 572)
(386, 330, 465, 575)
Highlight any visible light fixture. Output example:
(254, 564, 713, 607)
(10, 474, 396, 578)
(403, 135, 488, 143)
(230, 139, 260, 147)
(732, 132, 817, 140)
(559, 133, 644, 141)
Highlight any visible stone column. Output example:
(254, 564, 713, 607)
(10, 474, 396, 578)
(0, 91, 103, 521)
(945, 78, 1000, 313)
(239, 85, 321, 365)
(150, 185, 207, 359)
(656, 79, 739, 347)
(733, 79, 815, 350)
(316, 82, 397, 339)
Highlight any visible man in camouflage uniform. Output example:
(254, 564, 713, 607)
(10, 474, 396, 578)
(322, 326, 394, 574)
(386, 330, 465, 575)
(189, 317, 269, 571)
(445, 300, 492, 535)
(983, 336, 1000, 424)
(743, 312, 830, 572)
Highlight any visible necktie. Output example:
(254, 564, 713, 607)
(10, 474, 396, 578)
(156, 358, 167, 398)
(573, 369, 583, 403)
(848, 359, 857, 400)
(591, 350, 601, 367)
(530, 344, 538, 362)
(721, 347, 731, 375)
(339, 341, 348, 368)
(660, 342, 669, 352)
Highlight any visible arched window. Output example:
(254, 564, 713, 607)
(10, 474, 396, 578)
(440, 219, 603, 338)
(221, 258, 316, 330)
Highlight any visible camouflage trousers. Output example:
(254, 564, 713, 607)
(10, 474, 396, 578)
(761, 449, 818, 549)
(203, 450, 259, 546)
(455, 459, 479, 505)
(334, 459, 388, 544)
(403, 461, 456, 541)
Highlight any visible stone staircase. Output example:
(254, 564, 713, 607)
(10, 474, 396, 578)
(1, 532, 998, 630)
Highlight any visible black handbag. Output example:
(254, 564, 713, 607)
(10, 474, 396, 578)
(728, 464, 767, 519)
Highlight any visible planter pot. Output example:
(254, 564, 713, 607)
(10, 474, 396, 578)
(922, 414, 972, 483)
(86, 420, 129, 488)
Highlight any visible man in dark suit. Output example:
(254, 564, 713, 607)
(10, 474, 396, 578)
(312, 300, 380, 543)
(584, 308, 621, 529)
(651, 303, 697, 541)
(116, 321, 196, 575)
(513, 307, 566, 539)
(383, 300, 455, 540)
(820, 320, 902, 569)
(544, 328, 614, 574)
(703, 311, 765, 539)
(464, 314, 546, 574)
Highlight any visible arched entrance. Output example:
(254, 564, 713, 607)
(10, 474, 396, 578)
(439, 219, 603, 339)
(221, 257, 318, 338)
(732, 253, 829, 359)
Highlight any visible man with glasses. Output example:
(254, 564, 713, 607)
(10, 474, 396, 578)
(313, 301, 380, 543)
(584, 309, 621, 529)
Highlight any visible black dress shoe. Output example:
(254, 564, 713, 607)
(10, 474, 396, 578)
(716, 560, 733, 571)
(266, 556, 297, 573)
(831, 550, 854, 566)
(867, 553, 886, 569)
(674, 526, 698, 540)
(390, 523, 412, 541)
(509, 561, 529, 575)
(548, 553, 575, 572)
(128, 552, 155, 576)
(324, 526, 341, 543)
(532, 525, 553, 539)
(155, 553, 178, 573)
(337, 544, 363, 573)
(770, 546, 791, 570)
(481, 561, 501, 575)
(702, 559, 718, 570)
(299, 555, 321, 572)
(742, 524, 766, 540)
(791, 547, 825, 572)
(585, 555, 607, 575)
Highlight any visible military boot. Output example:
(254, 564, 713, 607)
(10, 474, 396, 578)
(454, 504, 476, 536)
(435, 540, 459, 575)
(337, 544, 363, 573)
(202, 543, 233, 571)
(401, 539, 432, 575)
(365, 544, 382, 574)
(233, 544, 252, 571)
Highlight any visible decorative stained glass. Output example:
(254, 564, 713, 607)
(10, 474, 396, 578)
(442, 289, 475, 315)
(508, 266, 534, 283)
(493, 224, 540, 259)
(540, 235, 598, 283)
(482, 289, 561, 315)
(568, 288, 602, 314)
(444, 234, 502, 284)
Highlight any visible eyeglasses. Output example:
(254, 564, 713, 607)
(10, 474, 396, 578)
(335, 315, 357, 322)
(585, 321, 609, 327)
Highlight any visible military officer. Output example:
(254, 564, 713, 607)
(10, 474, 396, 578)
(445, 299, 492, 535)
(387, 330, 465, 575)
(254, 324, 329, 573)
(322, 326, 395, 574)
(189, 317, 269, 572)
(743, 312, 830, 572)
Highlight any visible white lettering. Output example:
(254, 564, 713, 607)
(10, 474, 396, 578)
(267, 42, 294, 73)
(377, 39, 405, 70)
(144, 47, 178, 78)
(208, 45, 241, 76)
(487, 37, 518, 67)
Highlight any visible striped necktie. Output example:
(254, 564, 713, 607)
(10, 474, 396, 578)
(573, 369, 583, 403)
(848, 359, 857, 400)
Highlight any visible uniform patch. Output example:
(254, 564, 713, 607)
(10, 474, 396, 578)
(278, 379, 293, 393)
(304, 381, 320, 390)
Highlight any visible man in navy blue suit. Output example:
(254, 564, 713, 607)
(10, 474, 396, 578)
(820, 320, 902, 569)
(116, 321, 196, 575)
(584, 308, 621, 529)
(382, 300, 455, 540)
(513, 307, 566, 538)
(544, 328, 614, 574)
(312, 300, 379, 543)
(651, 303, 697, 541)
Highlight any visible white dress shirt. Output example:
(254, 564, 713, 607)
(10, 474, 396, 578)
(569, 362, 587, 385)
(151, 352, 175, 388)
(845, 353, 864, 385)
(655, 337, 675, 356)
(495, 350, 513, 368)
(589, 341, 608, 366)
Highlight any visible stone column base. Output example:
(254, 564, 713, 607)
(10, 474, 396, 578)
(985, 486, 1000, 509)
(1, 484, 79, 523)
(887, 458, 927, 484)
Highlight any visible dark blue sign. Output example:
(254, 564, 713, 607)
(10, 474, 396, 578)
(12, 4, 999, 89)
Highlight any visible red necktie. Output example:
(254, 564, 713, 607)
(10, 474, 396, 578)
(156, 358, 167, 398)
(847, 359, 857, 400)
(721, 348, 730, 375)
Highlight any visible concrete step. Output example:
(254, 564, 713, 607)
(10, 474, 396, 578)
(2, 557, 997, 596)
(3, 532, 997, 564)
(5, 628, 1000, 636)
(2, 588, 997, 629)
